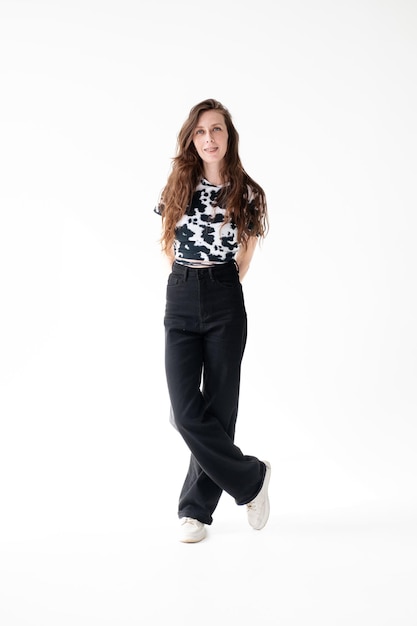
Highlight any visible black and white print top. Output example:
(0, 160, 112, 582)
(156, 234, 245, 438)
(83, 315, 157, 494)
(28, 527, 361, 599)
(155, 178, 256, 266)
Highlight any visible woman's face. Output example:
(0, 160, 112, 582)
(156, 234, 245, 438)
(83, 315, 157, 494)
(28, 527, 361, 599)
(192, 110, 228, 167)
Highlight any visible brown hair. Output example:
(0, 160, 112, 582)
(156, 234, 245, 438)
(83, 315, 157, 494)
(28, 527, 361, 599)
(158, 98, 268, 254)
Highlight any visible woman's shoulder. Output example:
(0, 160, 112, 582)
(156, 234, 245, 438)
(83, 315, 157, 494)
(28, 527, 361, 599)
(244, 174, 266, 202)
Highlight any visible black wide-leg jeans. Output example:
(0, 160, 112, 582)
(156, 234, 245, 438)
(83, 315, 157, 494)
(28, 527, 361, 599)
(164, 261, 266, 525)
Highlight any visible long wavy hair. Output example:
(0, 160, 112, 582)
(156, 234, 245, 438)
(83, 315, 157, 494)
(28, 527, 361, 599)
(158, 98, 268, 254)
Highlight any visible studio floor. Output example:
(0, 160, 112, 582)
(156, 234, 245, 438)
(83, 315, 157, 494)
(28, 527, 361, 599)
(1, 499, 416, 625)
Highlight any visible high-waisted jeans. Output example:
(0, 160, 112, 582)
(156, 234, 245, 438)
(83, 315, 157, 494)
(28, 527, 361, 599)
(164, 261, 266, 525)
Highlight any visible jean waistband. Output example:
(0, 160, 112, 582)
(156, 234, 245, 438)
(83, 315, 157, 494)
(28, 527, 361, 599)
(172, 260, 238, 279)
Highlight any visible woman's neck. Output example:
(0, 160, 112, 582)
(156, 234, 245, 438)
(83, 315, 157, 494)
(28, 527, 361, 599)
(203, 165, 224, 186)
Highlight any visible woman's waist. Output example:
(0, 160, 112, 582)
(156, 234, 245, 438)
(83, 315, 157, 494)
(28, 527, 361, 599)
(172, 259, 239, 278)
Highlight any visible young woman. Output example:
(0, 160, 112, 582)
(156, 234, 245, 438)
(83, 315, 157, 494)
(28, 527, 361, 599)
(155, 99, 271, 543)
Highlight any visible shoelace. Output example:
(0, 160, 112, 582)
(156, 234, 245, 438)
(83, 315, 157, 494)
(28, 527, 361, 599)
(181, 517, 200, 526)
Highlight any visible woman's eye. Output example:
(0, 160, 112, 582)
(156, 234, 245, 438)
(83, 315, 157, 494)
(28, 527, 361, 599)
(195, 129, 204, 135)
(213, 127, 221, 131)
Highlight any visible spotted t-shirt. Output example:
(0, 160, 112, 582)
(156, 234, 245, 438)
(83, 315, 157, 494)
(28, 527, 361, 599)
(155, 178, 255, 266)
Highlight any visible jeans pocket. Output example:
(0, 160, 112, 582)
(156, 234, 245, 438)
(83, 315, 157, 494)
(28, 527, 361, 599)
(213, 274, 240, 288)
(167, 273, 185, 287)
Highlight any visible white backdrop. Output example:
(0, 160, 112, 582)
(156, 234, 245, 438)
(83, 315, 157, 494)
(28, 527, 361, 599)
(1, 0, 416, 544)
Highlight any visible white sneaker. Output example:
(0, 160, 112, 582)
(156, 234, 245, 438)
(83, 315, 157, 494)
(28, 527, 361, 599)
(246, 461, 271, 530)
(179, 517, 206, 543)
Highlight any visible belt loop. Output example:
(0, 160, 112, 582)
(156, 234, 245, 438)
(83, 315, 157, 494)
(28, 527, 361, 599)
(208, 267, 214, 281)
(184, 266, 189, 281)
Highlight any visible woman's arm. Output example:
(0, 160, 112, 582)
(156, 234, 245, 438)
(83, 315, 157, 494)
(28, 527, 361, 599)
(164, 248, 175, 271)
(235, 236, 258, 281)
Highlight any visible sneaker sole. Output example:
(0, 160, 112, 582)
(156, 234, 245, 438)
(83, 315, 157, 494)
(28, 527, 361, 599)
(180, 529, 206, 543)
(253, 461, 271, 530)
